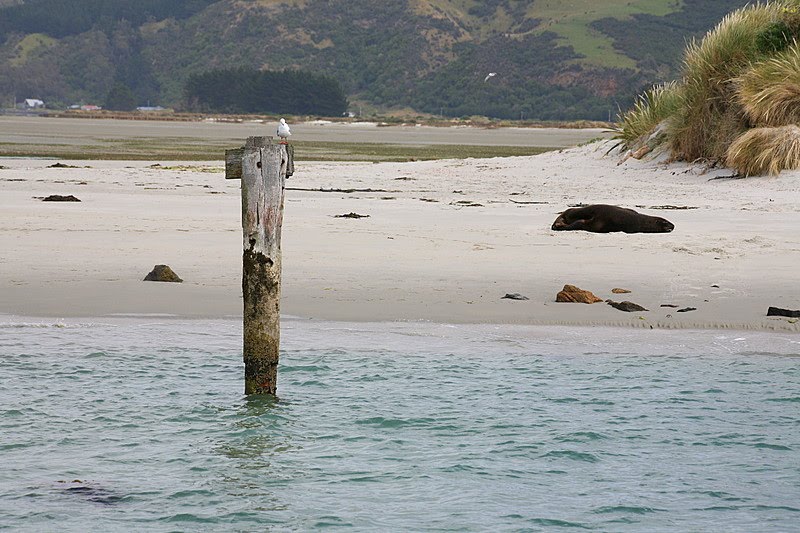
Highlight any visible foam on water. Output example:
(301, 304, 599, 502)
(1, 317, 798, 531)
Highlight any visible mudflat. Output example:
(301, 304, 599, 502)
(0, 115, 608, 152)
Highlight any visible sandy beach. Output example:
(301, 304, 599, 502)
(1, 139, 798, 331)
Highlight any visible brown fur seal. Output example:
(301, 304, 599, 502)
(551, 204, 674, 234)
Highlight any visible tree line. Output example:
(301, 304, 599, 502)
(184, 68, 349, 116)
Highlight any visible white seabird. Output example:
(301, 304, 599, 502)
(484, 72, 497, 82)
(277, 118, 291, 143)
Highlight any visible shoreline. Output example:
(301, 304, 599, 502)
(1, 312, 797, 335)
(1, 141, 798, 333)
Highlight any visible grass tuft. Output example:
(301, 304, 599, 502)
(613, 81, 683, 149)
(669, 3, 780, 161)
(726, 125, 800, 176)
(736, 39, 800, 126)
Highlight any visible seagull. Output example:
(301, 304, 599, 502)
(484, 72, 497, 82)
(277, 118, 291, 143)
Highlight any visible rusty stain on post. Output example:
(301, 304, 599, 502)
(237, 135, 288, 395)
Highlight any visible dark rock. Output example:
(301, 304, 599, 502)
(502, 293, 529, 301)
(606, 300, 648, 312)
(334, 212, 370, 219)
(556, 284, 602, 304)
(767, 307, 800, 318)
(47, 162, 80, 168)
(42, 195, 80, 202)
(143, 265, 183, 283)
(661, 304, 679, 308)
(677, 307, 697, 313)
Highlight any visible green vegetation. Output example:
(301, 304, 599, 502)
(0, 0, 215, 41)
(184, 68, 348, 116)
(8, 33, 56, 67)
(528, 0, 683, 69)
(0, 0, 755, 120)
(615, 81, 683, 146)
(0, 137, 550, 162)
(591, 0, 752, 77)
(105, 83, 137, 111)
(615, 1, 800, 175)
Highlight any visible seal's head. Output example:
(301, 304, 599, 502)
(647, 216, 674, 233)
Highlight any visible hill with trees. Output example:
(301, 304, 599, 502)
(0, 0, 753, 120)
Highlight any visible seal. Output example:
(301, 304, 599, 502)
(551, 204, 674, 234)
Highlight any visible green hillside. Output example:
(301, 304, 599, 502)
(0, 0, 752, 120)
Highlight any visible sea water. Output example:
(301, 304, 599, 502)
(0, 317, 798, 532)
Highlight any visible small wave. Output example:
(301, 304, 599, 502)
(281, 364, 332, 373)
(541, 450, 600, 463)
(753, 443, 792, 451)
(355, 416, 433, 429)
(594, 505, 664, 515)
(750, 505, 800, 512)
(0, 442, 29, 451)
(162, 513, 218, 523)
(313, 516, 353, 528)
(167, 489, 216, 499)
(766, 396, 800, 403)
(555, 431, 608, 443)
(529, 518, 591, 529)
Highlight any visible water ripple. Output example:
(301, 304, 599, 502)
(0, 318, 798, 531)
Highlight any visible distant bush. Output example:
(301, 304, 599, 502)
(184, 68, 348, 116)
(105, 83, 137, 111)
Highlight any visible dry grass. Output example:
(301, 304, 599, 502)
(737, 39, 800, 126)
(726, 125, 800, 176)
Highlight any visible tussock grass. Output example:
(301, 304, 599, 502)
(726, 125, 800, 176)
(614, 81, 683, 148)
(616, 1, 800, 175)
(737, 40, 800, 126)
(670, 3, 779, 161)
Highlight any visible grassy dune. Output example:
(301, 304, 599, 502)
(615, 1, 800, 176)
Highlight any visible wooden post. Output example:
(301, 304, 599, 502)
(225, 136, 290, 395)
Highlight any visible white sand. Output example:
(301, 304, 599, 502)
(1, 142, 798, 331)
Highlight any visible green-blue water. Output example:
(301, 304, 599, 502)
(1, 318, 798, 531)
